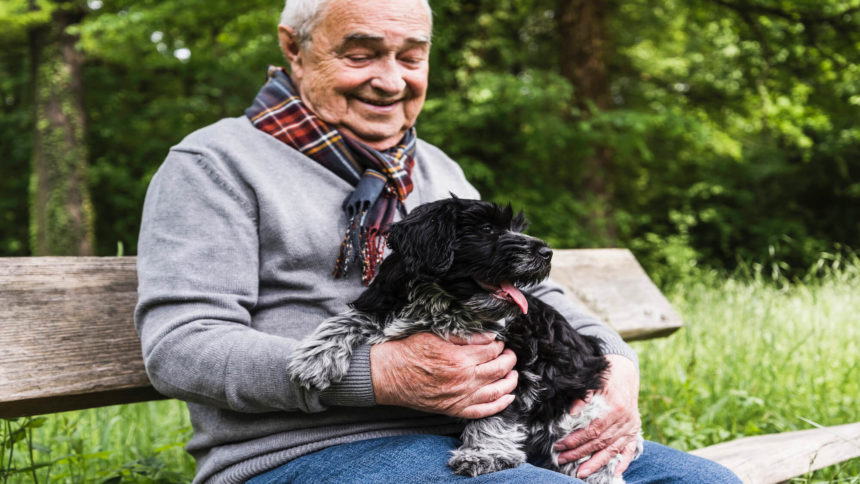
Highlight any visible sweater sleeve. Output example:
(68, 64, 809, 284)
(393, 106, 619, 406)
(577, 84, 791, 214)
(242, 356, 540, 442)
(527, 278, 639, 369)
(134, 150, 373, 414)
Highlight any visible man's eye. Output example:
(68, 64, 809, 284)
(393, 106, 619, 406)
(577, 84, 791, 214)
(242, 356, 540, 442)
(399, 56, 423, 65)
(480, 224, 494, 234)
(344, 51, 375, 62)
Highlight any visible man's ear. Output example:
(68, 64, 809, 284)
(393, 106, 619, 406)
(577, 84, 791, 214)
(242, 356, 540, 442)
(278, 25, 304, 79)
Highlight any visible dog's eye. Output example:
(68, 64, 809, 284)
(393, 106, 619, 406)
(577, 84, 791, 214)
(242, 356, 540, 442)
(480, 224, 494, 235)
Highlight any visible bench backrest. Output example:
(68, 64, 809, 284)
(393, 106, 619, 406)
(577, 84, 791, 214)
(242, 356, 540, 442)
(0, 249, 681, 418)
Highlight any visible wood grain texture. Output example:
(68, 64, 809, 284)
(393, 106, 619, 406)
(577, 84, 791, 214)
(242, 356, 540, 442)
(550, 249, 683, 341)
(0, 257, 159, 418)
(690, 422, 860, 484)
(1, 251, 679, 417)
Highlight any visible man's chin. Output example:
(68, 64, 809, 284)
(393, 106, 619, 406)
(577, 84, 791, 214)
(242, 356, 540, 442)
(340, 124, 410, 150)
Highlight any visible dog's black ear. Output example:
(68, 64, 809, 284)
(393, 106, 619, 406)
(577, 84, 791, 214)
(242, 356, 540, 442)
(512, 209, 530, 232)
(387, 199, 458, 278)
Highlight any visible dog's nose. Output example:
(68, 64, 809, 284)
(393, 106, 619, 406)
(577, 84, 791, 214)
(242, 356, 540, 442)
(538, 246, 553, 260)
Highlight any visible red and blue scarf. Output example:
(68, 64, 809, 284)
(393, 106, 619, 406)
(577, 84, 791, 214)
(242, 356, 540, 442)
(246, 66, 416, 284)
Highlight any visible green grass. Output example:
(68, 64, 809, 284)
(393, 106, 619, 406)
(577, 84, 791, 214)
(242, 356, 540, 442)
(1, 401, 194, 483)
(633, 256, 860, 482)
(2, 257, 858, 483)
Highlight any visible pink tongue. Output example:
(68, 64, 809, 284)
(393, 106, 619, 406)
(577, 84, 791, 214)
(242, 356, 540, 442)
(499, 281, 528, 314)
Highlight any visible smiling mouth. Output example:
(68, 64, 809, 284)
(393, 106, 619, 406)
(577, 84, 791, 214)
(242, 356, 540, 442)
(355, 96, 403, 107)
(475, 279, 528, 314)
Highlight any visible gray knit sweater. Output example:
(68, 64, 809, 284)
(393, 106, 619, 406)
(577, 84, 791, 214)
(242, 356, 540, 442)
(134, 116, 638, 484)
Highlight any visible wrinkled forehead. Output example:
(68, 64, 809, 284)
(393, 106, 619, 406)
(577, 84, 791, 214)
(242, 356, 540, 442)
(317, 0, 432, 43)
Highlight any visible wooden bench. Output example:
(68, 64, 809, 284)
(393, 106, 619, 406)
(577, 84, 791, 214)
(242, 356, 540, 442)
(1, 251, 857, 483)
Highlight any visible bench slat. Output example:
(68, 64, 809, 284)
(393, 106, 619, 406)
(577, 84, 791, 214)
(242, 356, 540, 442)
(0, 257, 164, 418)
(550, 249, 683, 341)
(690, 422, 860, 483)
(0, 250, 680, 417)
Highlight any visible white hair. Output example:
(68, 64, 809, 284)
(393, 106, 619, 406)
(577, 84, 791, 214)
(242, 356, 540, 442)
(280, 0, 433, 49)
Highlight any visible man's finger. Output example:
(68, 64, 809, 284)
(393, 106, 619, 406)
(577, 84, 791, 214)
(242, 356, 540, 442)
(458, 393, 515, 419)
(613, 440, 639, 476)
(570, 438, 625, 478)
(554, 417, 613, 453)
(470, 370, 518, 404)
(448, 332, 497, 345)
(555, 419, 627, 462)
(458, 340, 506, 366)
(474, 348, 516, 379)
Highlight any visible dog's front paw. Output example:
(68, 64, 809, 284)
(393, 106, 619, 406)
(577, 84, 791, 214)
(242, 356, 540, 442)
(582, 459, 624, 484)
(287, 349, 348, 392)
(448, 447, 525, 477)
(563, 453, 629, 484)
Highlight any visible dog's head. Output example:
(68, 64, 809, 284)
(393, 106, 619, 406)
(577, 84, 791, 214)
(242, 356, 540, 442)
(383, 196, 553, 321)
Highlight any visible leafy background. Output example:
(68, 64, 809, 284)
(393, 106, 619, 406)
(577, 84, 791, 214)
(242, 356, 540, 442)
(1, 0, 858, 283)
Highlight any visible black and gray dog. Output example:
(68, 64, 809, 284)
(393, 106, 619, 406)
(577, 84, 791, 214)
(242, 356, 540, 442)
(288, 197, 642, 483)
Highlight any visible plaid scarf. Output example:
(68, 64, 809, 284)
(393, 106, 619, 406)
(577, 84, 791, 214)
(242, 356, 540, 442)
(246, 66, 416, 284)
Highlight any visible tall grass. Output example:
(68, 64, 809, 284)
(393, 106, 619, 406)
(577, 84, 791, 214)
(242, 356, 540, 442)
(2, 255, 858, 483)
(633, 253, 860, 481)
(1, 401, 194, 483)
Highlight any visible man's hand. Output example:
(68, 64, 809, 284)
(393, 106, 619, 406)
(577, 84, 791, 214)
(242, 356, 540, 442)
(370, 332, 518, 419)
(553, 354, 641, 478)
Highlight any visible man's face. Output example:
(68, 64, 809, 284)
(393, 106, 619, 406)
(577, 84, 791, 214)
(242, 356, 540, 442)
(280, 0, 431, 150)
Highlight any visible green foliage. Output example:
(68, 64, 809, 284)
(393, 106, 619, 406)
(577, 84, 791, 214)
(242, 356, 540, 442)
(632, 0, 859, 279)
(1, 402, 194, 483)
(1, 0, 858, 270)
(73, 0, 283, 255)
(633, 255, 860, 480)
(0, 38, 31, 256)
(426, 0, 860, 281)
(0, 0, 52, 43)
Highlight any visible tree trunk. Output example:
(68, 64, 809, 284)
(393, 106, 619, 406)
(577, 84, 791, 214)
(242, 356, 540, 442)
(29, 1, 94, 256)
(556, 0, 617, 243)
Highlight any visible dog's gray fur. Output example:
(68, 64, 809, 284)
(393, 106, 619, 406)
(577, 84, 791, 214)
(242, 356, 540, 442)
(448, 413, 528, 476)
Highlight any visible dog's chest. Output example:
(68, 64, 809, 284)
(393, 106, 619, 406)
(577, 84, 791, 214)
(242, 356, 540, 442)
(375, 292, 506, 342)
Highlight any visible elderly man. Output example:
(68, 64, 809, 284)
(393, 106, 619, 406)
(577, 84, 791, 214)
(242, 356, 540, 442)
(135, 0, 741, 482)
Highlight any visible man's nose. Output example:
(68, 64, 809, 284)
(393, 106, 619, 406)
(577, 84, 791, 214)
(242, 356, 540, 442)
(369, 58, 407, 94)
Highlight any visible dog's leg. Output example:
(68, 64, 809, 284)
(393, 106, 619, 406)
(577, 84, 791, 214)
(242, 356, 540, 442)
(573, 431, 644, 484)
(287, 310, 379, 391)
(448, 407, 527, 477)
(538, 396, 644, 484)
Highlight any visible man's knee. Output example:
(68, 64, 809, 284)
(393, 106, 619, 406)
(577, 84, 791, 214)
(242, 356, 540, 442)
(484, 464, 583, 484)
(672, 457, 742, 484)
(624, 441, 742, 484)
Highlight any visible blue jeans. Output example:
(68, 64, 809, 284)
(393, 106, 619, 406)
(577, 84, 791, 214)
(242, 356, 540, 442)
(246, 434, 741, 483)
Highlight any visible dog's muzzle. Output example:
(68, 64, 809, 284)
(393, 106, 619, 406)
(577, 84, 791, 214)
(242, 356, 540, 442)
(475, 279, 529, 314)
